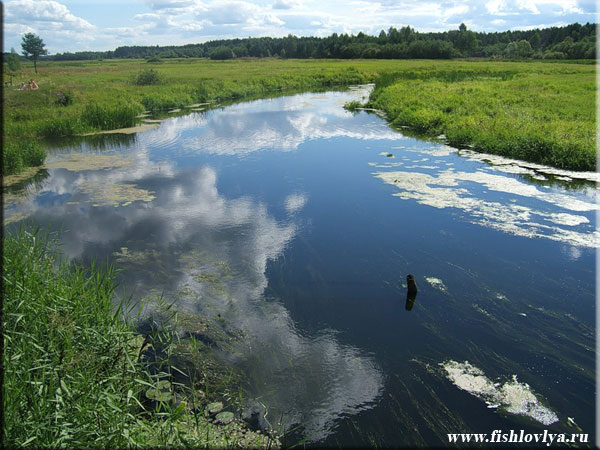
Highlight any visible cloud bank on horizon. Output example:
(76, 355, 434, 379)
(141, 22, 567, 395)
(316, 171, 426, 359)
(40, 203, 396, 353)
(3, 0, 596, 54)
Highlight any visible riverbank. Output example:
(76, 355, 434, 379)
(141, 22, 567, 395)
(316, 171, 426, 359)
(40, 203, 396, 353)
(3, 228, 280, 448)
(364, 62, 595, 171)
(3, 58, 595, 176)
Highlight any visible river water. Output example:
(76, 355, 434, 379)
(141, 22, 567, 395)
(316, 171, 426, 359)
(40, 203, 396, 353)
(4, 86, 596, 447)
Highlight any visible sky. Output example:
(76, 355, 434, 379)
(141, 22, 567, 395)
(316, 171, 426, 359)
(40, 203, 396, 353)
(3, 0, 597, 54)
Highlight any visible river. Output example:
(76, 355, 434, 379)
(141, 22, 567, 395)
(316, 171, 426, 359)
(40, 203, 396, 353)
(4, 86, 596, 447)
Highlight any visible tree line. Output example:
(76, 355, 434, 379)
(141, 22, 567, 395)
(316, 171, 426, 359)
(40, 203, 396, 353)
(11, 22, 598, 62)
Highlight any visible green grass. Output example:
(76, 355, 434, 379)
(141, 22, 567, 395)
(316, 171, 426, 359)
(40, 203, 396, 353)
(2, 227, 279, 448)
(3, 58, 596, 175)
(366, 62, 596, 171)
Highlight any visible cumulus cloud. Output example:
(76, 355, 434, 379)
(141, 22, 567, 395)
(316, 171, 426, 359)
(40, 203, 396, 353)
(272, 0, 303, 9)
(2, 0, 596, 52)
(5, 0, 95, 29)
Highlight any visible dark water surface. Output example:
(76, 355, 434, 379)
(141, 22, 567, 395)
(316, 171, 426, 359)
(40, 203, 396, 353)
(4, 87, 596, 447)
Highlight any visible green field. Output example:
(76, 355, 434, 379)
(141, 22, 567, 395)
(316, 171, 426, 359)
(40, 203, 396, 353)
(3, 58, 596, 174)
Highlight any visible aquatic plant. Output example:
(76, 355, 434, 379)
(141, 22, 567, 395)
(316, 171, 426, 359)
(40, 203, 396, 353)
(343, 100, 362, 111)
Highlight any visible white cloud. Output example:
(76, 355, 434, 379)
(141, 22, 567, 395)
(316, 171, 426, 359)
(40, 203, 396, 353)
(272, 0, 303, 9)
(5, 0, 95, 30)
(202, 1, 261, 25)
(486, 0, 584, 16)
(444, 4, 470, 17)
(2, 0, 596, 52)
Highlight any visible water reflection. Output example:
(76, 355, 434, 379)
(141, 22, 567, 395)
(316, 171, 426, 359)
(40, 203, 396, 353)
(3, 143, 383, 443)
(135, 86, 406, 156)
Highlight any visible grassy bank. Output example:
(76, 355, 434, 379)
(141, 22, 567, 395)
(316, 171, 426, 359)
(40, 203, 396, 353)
(3, 58, 595, 175)
(2, 228, 278, 448)
(365, 61, 596, 171)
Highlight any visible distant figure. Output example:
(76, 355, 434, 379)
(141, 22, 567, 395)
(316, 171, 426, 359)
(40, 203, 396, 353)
(28, 79, 39, 90)
(406, 274, 418, 311)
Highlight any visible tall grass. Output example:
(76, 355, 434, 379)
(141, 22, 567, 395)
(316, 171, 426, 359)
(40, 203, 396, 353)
(3, 228, 279, 448)
(3, 140, 45, 174)
(81, 103, 141, 130)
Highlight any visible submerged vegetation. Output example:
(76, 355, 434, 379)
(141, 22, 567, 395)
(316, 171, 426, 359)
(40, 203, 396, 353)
(3, 228, 279, 448)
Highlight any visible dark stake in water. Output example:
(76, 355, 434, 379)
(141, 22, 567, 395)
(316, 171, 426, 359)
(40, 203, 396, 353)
(4, 86, 596, 447)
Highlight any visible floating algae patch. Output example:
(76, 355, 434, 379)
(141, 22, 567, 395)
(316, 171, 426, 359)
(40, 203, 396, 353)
(457, 149, 600, 184)
(3, 210, 32, 226)
(45, 153, 135, 172)
(545, 213, 589, 227)
(2, 166, 43, 187)
(425, 277, 447, 293)
(441, 360, 559, 425)
(373, 169, 600, 248)
(77, 181, 155, 207)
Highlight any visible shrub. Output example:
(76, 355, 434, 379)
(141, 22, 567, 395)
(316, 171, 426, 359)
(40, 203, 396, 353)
(135, 68, 162, 86)
(54, 90, 74, 106)
(209, 46, 235, 60)
(543, 51, 566, 60)
(146, 56, 163, 63)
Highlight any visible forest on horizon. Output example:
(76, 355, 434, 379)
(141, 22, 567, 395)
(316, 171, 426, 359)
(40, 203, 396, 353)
(14, 22, 597, 62)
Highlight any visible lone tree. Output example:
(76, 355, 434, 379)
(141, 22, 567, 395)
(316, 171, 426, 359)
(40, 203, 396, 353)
(21, 33, 48, 74)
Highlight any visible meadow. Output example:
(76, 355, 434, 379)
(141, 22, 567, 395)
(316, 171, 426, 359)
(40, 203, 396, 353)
(3, 57, 596, 174)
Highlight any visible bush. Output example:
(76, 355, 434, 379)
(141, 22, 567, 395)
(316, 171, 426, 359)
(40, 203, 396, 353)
(146, 56, 163, 63)
(209, 46, 235, 60)
(135, 68, 162, 85)
(54, 90, 74, 106)
(543, 51, 566, 60)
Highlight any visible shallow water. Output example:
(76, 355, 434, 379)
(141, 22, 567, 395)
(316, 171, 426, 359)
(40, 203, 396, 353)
(4, 86, 596, 446)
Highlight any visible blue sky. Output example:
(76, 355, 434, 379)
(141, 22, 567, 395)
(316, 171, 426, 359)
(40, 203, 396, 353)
(4, 0, 597, 54)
